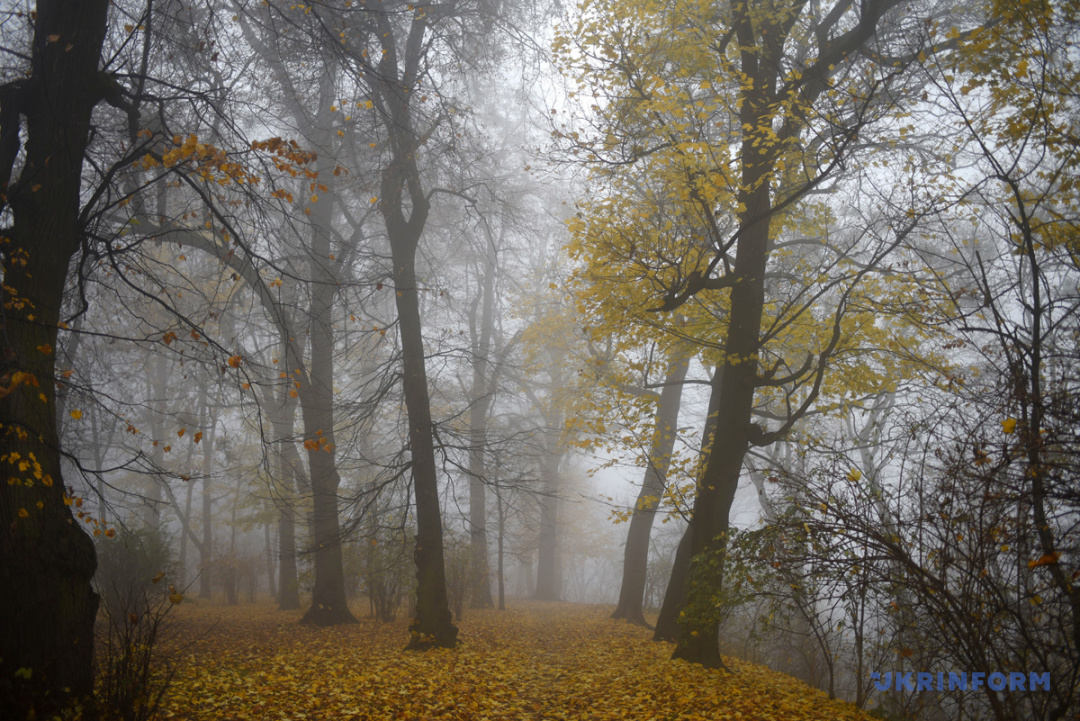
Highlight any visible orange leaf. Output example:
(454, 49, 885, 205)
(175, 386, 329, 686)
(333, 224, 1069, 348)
(1029, 553, 1061, 568)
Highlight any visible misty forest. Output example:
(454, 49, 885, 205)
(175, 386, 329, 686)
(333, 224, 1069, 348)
(1, 0, 1078, 719)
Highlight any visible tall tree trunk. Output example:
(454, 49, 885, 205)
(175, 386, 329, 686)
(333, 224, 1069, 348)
(179, 478, 194, 589)
(655, 366, 723, 642)
(266, 344, 304, 612)
(275, 404, 303, 610)
(372, 8, 457, 649)
(534, 440, 564, 601)
(467, 245, 498, 609)
(199, 408, 216, 599)
(657, 0, 906, 669)
(391, 230, 458, 647)
(263, 322, 306, 612)
(670, 59, 774, 665)
(299, 93, 355, 625)
(654, 528, 693, 642)
(142, 351, 170, 526)
(0, 1, 110, 715)
(613, 348, 691, 626)
(265, 523, 277, 600)
(496, 485, 506, 611)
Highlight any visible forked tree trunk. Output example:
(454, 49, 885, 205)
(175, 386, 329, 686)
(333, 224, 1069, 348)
(0, 2, 110, 716)
(662, 0, 906, 669)
(613, 348, 691, 626)
(372, 9, 458, 649)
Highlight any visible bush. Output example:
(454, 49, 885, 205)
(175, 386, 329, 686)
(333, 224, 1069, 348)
(93, 524, 182, 721)
(94, 524, 178, 618)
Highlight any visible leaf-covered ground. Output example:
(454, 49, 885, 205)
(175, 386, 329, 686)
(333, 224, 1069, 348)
(158, 600, 871, 720)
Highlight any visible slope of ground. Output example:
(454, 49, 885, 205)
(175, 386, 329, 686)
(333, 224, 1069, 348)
(157, 600, 869, 720)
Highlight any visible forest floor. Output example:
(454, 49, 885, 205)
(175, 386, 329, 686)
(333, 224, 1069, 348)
(155, 599, 871, 721)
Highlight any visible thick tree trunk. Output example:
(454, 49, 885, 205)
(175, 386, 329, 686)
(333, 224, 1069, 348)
(654, 527, 693, 641)
(393, 238, 458, 648)
(613, 348, 691, 626)
(534, 443, 563, 601)
(657, 0, 905, 669)
(299, 112, 355, 625)
(670, 59, 774, 664)
(654, 366, 723, 642)
(0, 1, 110, 716)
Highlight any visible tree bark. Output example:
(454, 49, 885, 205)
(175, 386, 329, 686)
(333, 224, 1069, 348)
(392, 234, 458, 647)
(0, 1, 110, 716)
(496, 485, 507, 610)
(670, 29, 775, 663)
(613, 348, 690, 626)
(467, 246, 497, 609)
(654, 527, 693, 642)
(199, 382, 215, 599)
(370, 8, 458, 649)
(274, 390, 304, 610)
(299, 93, 356, 625)
(534, 433, 564, 601)
(654, 366, 723, 642)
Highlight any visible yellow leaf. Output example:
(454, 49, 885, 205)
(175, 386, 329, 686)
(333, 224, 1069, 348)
(227, 355, 242, 368)
(1001, 417, 1017, 434)
(70, 409, 83, 420)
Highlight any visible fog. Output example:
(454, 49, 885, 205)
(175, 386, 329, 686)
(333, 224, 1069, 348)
(2, 1, 1078, 720)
